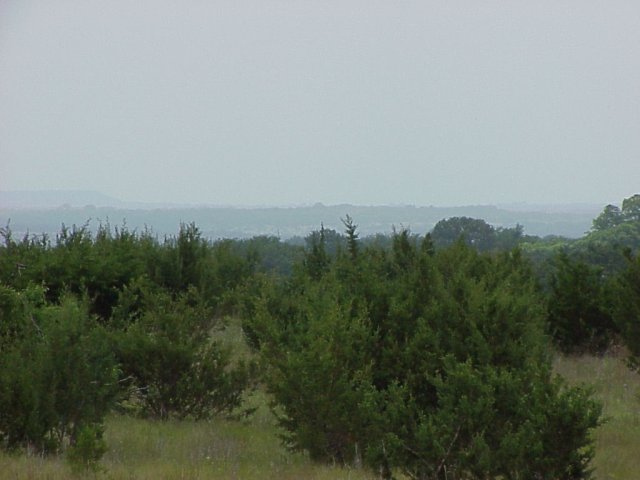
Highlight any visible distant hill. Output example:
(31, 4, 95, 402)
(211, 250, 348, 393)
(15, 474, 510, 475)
(0, 190, 125, 209)
(0, 191, 602, 240)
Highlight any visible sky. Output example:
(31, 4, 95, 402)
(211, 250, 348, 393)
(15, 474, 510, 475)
(1, 1, 638, 207)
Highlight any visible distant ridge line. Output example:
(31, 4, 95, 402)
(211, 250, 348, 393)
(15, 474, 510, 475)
(0, 190, 604, 215)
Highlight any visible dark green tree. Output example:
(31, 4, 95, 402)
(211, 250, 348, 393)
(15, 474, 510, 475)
(622, 194, 640, 222)
(303, 226, 330, 280)
(431, 217, 496, 251)
(342, 215, 359, 259)
(0, 291, 119, 453)
(592, 204, 623, 231)
(154, 222, 208, 293)
(547, 252, 616, 353)
(252, 277, 376, 462)
(610, 251, 640, 368)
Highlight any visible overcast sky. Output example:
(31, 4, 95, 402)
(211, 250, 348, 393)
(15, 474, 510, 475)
(1, 1, 638, 206)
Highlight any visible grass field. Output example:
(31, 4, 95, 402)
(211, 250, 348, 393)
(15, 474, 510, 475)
(554, 352, 640, 480)
(0, 390, 375, 480)
(0, 352, 638, 479)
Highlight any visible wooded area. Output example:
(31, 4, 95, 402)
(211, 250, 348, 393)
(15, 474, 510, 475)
(1, 195, 639, 478)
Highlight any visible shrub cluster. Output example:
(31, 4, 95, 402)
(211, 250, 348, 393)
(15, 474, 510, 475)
(0, 287, 118, 453)
(0, 223, 256, 464)
(3, 196, 640, 477)
(246, 230, 602, 478)
(111, 281, 254, 419)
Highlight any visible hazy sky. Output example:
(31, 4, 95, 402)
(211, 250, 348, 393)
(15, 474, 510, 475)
(1, 1, 638, 206)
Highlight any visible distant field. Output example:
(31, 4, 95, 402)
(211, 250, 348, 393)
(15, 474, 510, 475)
(0, 352, 637, 479)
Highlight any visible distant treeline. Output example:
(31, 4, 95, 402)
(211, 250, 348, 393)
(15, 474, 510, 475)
(0, 194, 639, 477)
(1, 201, 598, 241)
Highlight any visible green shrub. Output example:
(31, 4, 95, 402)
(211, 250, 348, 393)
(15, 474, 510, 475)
(0, 291, 118, 453)
(251, 229, 602, 479)
(251, 278, 376, 462)
(547, 252, 616, 353)
(65, 423, 107, 473)
(112, 283, 254, 419)
(611, 252, 640, 369)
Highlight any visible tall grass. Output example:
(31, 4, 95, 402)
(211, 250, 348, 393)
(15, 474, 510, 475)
(1, 331, 638, 478)
(0, 405, 375, 479)
(0, 318, 377, 479)
(554, 352, 640, 479)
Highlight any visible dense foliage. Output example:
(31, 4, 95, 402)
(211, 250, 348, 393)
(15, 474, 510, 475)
(247, 230, 602, 479)
(611, 252, 640, 369)
(521, 195, 640, 353)
(431, 216, 525, 251)
(546, 253, 616, 353)
(2, 194, 639, 477)
(111, 282, 254, 419)
(0, 223, 256, 460)
(0, 287, 118, 453)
